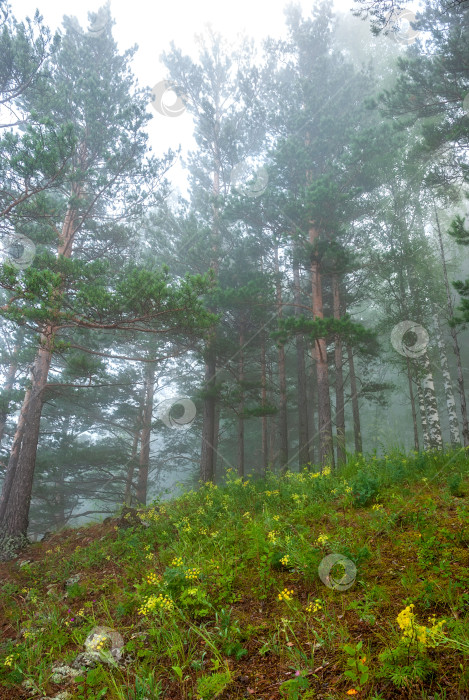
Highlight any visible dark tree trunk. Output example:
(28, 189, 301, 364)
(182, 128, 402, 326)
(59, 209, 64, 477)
(309, 225, 334, 467)
(332, 273, 346, 465)
(260, 331, 268, 476)
(275, 247, 288, 471)
(268, 356, 275, 467)
(125, 430, 140, 507)
(293, 258, 309, 468)
(0, 337, 52, 556)
(125, 384, 145, 506)
(136, 362, 155, 506)
(406, 356, 420, 452)
(307, 355, 316, 467)
(237, 326, 245, 478)
(200, 346, 217, 482)
(200, 146, 220, 481)
(347, 344, 362, 454)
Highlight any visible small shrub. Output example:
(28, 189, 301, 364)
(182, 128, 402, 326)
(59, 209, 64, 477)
(351, 470, 379, 507)
(196, 671, 231, 699)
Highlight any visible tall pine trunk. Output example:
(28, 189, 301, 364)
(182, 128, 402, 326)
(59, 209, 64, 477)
(200, 348, 217, 481)
(309, 226, 334, 467)
(0, 182, 81, 556)
(293, 257, 309, 468)
(275, 247, 288, 471)
(347, 344, 362, 454)
(0, 338, 52, 554)
(136, 362, 155, 505)
(200, 145, 221, 482)
(125, 429, 140, 507)
(307, 357, 316, 466)
(406, 356, 420, 452)
(237, 326, 245, 478)
(260, 330, 268, 475)
(126, 379, 146, 505)
(332, 273, 346, 465)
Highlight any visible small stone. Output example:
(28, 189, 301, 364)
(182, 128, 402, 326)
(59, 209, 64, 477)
(18, 559, 33, 568)
(50, 665, 81, 683)
(71, 651, 102, 670)
(84, 626, 124, 662)
(65, 573, 81, 587)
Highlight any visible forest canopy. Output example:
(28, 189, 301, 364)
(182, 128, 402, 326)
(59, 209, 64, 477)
(0, 0, 468, 558)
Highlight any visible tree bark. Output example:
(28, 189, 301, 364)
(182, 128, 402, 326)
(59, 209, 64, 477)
(433, 311, 461, 447)
(309, 225, 334, 467)
(237, 326, 245, 478)
(200, 347, 217, 482)
(125, 384, 145, 506)
(268, 356, 275, 467)
(124, 430, 140, 507)
(200, 139, 221, 481)
(347, 344, 362, 454)
(406, 355, 419, 452)
(260, 330, 268, 476)
(0, 173, 82, 556)
(275, 247, 288, 471)
(307, 355, 316, 467)
(421, 350, 443, 449)
(416, 376, 430, 450)
(0, 336, 52, 555)
(293, 258, 310, 468)
(136, 362, 155, 505)
(332, 273, 346, 465)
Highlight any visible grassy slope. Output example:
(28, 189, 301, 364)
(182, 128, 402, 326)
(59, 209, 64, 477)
(0, 449, 468, 700)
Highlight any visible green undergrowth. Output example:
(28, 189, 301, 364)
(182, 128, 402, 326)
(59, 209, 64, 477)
(1, 448, 469, 699)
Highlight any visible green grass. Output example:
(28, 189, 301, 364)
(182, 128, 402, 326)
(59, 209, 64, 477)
(1, 448, 468, 699)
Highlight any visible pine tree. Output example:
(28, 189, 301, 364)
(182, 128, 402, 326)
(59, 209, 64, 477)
(0, 7, 214, 558)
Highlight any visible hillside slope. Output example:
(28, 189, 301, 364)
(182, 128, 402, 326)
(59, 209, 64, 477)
(1, 450, 468, 700)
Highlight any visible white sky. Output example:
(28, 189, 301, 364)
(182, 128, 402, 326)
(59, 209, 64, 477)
(14, 0, 358, 191)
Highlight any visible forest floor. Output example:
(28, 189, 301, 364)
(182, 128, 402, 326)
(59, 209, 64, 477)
(0, 449, 469, 700)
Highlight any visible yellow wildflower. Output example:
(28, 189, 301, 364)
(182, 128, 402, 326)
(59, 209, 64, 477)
(316, 534, 329, 546)
(305, 598, 322, 614)
(278, 588, 294, 602)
